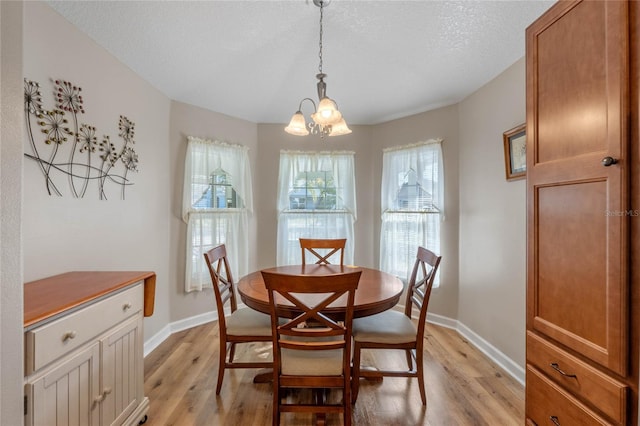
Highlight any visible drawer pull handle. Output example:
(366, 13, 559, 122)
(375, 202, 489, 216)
(123, 302, 132, 311)
(549, 415, 560, 425)
(62, 331, 77, 342)
(550, 363, 577, 378)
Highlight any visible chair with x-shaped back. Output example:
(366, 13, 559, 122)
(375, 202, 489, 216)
(299, 238, 347, 266)
(351, 246, 441, 405)
(204, 244, 273, 395)
(262, 269, 361, 426)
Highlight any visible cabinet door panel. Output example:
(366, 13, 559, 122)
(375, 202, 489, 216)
(28, 342, 100, 426)
(101, 315, 143, 426)
(526, 0, 629, 375)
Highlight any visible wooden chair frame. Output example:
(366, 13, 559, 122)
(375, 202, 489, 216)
(204, 244, 273, 395)
(299, 238, 347, 266)
(262, 269, 361, 426)
(352, 246, 441, 405)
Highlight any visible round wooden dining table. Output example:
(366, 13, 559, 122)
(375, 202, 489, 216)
(237, 264, 404, 319)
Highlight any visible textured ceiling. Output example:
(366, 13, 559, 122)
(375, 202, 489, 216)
(46, 0, 554, 125)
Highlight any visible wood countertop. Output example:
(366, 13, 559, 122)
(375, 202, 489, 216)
(24, 271, 156, 328)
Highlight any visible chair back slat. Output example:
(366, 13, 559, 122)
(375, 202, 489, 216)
(204, 245, 239, 327)
(404, 247, 442, 325)
(299, 238, 347, 265)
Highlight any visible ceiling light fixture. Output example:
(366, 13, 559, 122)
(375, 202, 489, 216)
(285, 0, 351, 138)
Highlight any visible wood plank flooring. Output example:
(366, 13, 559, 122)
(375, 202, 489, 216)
(143, 321, 524, 425)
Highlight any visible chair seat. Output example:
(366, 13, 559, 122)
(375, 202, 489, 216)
(281, 348, 343, 376)
(352, 310, 417, 344)
(226, 307, 272, 336)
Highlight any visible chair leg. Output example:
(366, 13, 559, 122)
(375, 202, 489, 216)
(416, 348, 426, 405)
(351, 343, 361, 404)
(229, 342, 237, 363)
(405, 349, 413, 371)
(273, 381, 280, 425)
(216, 340, 227, 395)
(344, 380, 352, 426)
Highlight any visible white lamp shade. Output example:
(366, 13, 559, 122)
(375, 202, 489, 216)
(285, 111, 310, 136)
(328, 117, 352, 136)
(311, 97, 342, 125)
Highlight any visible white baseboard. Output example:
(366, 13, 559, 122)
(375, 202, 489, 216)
(143, 310, 217, 357)
(144, 306, 525, 386)
(425, 311, 525, 386)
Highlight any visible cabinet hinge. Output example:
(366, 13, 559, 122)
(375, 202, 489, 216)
(24, 395, 27, 416)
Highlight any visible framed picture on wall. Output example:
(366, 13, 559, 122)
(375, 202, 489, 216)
(503, 123, 526, 181)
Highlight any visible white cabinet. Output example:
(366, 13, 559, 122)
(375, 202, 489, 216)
(24, 281, 149, 426)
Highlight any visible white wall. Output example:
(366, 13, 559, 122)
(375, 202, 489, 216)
(458, 58, 527, 366)
(0, 2, 25, 425)
(22, 2, 172, 339)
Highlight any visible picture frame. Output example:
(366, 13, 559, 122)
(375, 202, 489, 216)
(503, 123, 526, 181)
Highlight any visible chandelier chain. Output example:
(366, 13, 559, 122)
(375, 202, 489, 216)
(318, 1, 323, 74)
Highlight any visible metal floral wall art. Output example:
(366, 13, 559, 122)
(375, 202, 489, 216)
(24, 78, 139, 199)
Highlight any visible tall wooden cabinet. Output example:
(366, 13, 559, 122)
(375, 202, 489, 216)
(526, 1, 639, 425)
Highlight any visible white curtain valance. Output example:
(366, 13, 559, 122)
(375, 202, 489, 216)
(182, 136, 253, 222)
(380, 138, 444, 217)
(382, 138, 443, 153)
(277, 150, 357, 220)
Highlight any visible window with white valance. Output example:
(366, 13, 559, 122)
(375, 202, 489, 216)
(276, 150, 357, 266)
(182, 136, 253, 292)
(380, 139, 444, 285)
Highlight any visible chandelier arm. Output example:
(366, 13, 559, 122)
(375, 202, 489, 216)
(297, 97, 317, 113)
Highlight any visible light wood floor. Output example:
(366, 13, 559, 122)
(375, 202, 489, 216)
(143, 321, 524, 425)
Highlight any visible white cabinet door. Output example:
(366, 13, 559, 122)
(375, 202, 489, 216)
(27, 342, 101, 426)
(100, 315, 143, 426)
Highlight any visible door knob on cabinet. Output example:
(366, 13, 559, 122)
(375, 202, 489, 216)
(93, 388, 112, 404)
(602, 156, 618, 166)
(122, 302, 132, 311)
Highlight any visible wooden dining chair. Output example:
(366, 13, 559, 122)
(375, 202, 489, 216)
(204, 244, 273, 395)
(299, 238, 347, 266)
(261, 269, 362, 426)
(351, 246, 441, 405)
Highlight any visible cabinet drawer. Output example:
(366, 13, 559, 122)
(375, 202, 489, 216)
(526, 365, 612, 426)
(25, 283, 143, 374)
(527, 332, 627, 424)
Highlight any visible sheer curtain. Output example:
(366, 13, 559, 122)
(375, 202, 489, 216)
(380, 139, 444, 284)
(276, 150, 357, 266)
(182, 136, 253, 292)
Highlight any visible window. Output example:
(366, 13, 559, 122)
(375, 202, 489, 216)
(288, 171, 339, 210)
(193, 169, 241, 209)
(380, 139, 443, 285)
(276, 150, 356, 266)
(182, 136, 253, 292)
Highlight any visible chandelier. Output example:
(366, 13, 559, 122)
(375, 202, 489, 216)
(285, 0, 351, 138)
